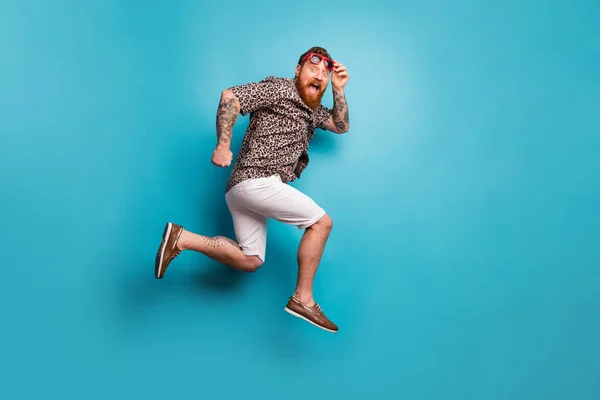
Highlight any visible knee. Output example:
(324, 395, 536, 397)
(313, 214, 333, 232)
(243, 255, 263, 272)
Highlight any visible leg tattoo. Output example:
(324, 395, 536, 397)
(202, 236, 241, 249)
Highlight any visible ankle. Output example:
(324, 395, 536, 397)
(294, 291, 314, 306)
(176, 230, 189, 250)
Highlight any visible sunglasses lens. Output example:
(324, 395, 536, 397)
(306, 53, 333, 70)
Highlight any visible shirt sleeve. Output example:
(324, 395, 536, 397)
(228, 76, 283, 116)
(313, 104, 333, 129)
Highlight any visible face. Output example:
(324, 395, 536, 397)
(295, 55, 331, 110)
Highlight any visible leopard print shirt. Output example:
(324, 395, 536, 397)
(225, 76, 332, 193)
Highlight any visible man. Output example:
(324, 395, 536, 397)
(154, 46, 350, 333)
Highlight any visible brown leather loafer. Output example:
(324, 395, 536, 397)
(154, 222, 183, 279)
(284, 295, 339, 333)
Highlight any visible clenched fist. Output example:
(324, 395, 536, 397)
(212, 145, 233, 167)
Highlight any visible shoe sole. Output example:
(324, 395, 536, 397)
(284, 306, 338, 333)
(155, 222, 172, 279)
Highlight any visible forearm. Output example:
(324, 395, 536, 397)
(216, 89, 241, 148)
(332, 86, 349, 133)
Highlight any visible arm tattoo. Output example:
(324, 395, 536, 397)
(332, 88, 349, 131)
(216, 96, 239, 145)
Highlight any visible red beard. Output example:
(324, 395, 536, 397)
(295, 77, 325, 110)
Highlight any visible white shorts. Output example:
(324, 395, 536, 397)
(225, 174, 327, 263)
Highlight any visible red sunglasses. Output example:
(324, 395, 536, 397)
(301, 52, 335, 71)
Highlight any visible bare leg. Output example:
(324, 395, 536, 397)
(294, 214, 333, 305)
(178, 229, 262, 272)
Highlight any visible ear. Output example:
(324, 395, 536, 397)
(295, 64, 300, 77)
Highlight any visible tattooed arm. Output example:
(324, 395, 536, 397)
(216, 89, 241, 148)
(332, 87, 350, 133)
(321, 87, 350, 134)
(321, 62, 350, 134)
(212, 89, 241, 167)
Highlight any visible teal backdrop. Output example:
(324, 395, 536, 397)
(1, 0, 599, 399)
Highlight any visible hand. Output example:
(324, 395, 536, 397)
(331, 62, 350, 90)
(212, 145, 233, 167)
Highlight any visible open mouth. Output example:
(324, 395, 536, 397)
(308, 83, 320, 94)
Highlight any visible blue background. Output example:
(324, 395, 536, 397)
(1, 0, 599, 398)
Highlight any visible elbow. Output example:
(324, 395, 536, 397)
(336, 124, 350, 134)
(221, 89, 234, 100)
(220, 89, 241, 112)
